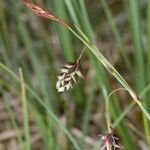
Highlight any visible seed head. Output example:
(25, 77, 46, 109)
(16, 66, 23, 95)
(56, 60, 83, 92)
(99, 131, 121, 150)
(24, 0, 70, 28)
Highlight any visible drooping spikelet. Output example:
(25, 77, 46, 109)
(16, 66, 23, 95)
(24, 0, 69, 28)
(56, 60, 84, 92)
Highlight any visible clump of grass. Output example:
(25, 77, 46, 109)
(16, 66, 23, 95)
(1, 0, 150, 149)
(24, 0, 150, 149)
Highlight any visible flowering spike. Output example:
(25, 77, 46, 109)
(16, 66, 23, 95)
(99, 131, 121, 150)
(56, 61, 84, 93)
(24, 0, 70, 28)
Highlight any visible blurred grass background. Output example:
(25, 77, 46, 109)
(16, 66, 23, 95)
(0, 0, 150, 149)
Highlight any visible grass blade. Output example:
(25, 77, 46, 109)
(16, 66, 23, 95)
(101, 0, 132, 70)
(19, 68, 31, 150)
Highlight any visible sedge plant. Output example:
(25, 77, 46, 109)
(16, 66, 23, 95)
(24, 0, 150, 121)
(23, 0, 150, 149)
(0, 0, 149, 149)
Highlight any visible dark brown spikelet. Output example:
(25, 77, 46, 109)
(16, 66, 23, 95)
(56, 60, 84, 92)
(99, 131, 121, 150)
(24, 0, 69, 28)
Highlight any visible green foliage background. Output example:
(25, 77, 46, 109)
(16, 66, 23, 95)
(0, 0, 150, 149)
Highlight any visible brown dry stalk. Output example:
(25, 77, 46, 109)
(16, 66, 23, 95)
(24, 0, 70, 28)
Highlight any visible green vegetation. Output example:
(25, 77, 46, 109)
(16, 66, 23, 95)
(0, 0, 150, 149)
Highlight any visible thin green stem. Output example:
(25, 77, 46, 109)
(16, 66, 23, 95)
(103, 87, 112, 133)
(76, 47, 86, 62)
(19, 68, 31, 150)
